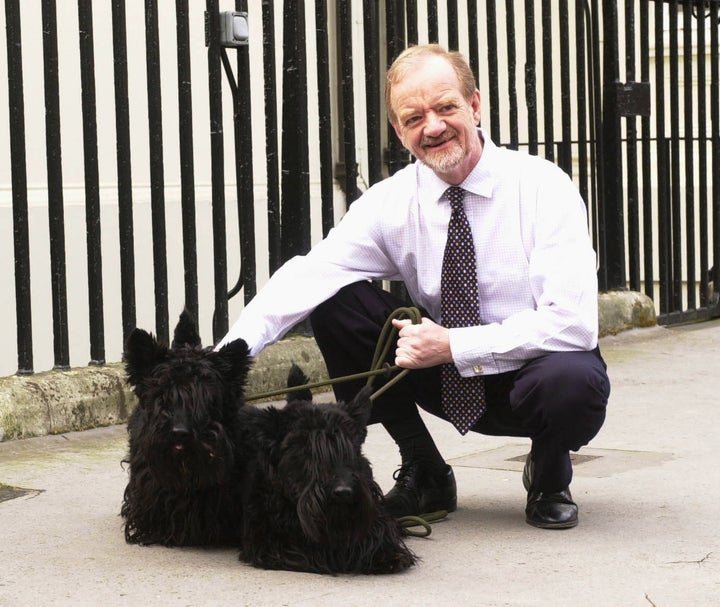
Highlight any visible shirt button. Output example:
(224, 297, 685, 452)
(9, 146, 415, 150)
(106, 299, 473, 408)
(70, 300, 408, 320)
(473, 365, 484, 375)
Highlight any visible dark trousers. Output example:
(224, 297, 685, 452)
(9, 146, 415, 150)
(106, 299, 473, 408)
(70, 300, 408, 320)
(309, 281, 610, 493)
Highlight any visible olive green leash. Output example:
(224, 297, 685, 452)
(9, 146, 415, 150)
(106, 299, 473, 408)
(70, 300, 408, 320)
(398, 510, 449, 537)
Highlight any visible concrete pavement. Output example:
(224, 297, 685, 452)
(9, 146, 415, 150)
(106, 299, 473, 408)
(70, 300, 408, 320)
(0, 319, 718, 606)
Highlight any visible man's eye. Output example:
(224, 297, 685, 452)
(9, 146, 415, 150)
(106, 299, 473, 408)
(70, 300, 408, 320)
(405, 116, 421, 126)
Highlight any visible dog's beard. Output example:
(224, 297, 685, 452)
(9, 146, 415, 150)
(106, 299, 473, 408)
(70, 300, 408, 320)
(296, 479, 376, 544)
(141, 420, 233, 490)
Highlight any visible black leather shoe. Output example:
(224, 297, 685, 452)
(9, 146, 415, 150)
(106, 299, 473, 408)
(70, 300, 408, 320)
(523, 453, 578, 529)
(383, 463, 457, 517)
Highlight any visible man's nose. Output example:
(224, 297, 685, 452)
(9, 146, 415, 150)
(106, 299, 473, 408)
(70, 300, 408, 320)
(424, 112, 446, 137)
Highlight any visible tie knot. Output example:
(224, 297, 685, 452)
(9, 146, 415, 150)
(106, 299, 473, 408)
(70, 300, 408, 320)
(446, 186, 465, 211)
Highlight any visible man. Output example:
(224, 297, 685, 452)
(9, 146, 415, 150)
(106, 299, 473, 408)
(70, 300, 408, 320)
(218, 44, 610, 529)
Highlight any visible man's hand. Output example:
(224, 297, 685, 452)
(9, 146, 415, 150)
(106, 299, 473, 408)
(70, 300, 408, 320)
(392, 317, 452, 369)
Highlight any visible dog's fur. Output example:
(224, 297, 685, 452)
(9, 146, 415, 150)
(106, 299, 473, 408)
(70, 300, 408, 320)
(121, 310, 251, 546)
(234, 365, 416, 574)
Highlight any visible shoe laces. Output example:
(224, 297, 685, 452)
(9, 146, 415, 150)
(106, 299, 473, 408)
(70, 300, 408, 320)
(392, 463, 418, 487)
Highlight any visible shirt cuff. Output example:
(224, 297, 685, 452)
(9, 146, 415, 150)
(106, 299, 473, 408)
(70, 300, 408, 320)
(448, 326, 499, 377)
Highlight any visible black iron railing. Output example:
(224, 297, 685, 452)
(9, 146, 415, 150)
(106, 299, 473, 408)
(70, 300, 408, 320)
(2, 0, 719, 376)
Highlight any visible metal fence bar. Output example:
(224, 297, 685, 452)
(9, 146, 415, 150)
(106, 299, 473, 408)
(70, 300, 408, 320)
(176, 0, 199, 318)
(624, 0, 641, 291)
(280, 0, 311, 258)
(385, 1, 407, 176)
(654, 2, 670, 312)
(447, 0, 459, 50)
(485, 0, 501, 142)
(339, 0, 359, 206)
(574, 0, 589, 204)
(640, 1, 654, 302)
(682, 2, 696, 308)
(206, 0, 229, 341)
(5, 0, 33, 374)
(427, 0, 438, 43)
(466, 0, 479, 84)
(406, 0, 418, 45)
(261, 1, 281, 275)
(363, 0, 384, 186)
(111, 0, 136, 342)
(78, 0, 105, 365)
(588, 0, 603, 263)
(540, 0, 554, 160)
(557, 0, 573, 176)
(712, 1, 720, 298)
(505, 0, 519, 150)
(41, 0, 69, 370)
(317, 0, 335, 233)
(144, 0, 169, 344)
(231, 0, 256, 304)
(524, 0, 538, 155)
(600, 0, 626, 291)
(558, 0, 572, 173)
(594, 0, 608, 288)
(668, 2, 682, 311)
(696, 2, 709, 305)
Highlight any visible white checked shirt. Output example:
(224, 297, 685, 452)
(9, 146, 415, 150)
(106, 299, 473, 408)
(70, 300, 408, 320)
(218, 130, 599, 378)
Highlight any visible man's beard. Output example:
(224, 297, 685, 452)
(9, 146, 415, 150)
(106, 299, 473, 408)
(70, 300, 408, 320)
(420, 136, 466, 173)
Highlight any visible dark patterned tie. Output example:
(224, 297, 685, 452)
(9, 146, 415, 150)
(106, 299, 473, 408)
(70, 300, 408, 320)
(440, 186, 486, 435)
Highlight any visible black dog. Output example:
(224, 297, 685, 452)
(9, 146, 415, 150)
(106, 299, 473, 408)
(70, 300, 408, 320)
(234, 365, 416, 574)
(121, 310, 252, 546)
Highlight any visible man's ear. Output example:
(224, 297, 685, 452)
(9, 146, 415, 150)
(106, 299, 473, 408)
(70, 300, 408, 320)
(470, 89, 482, 125)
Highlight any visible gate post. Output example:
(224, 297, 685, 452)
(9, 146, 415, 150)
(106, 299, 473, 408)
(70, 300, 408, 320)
(599, 0, 627, 291)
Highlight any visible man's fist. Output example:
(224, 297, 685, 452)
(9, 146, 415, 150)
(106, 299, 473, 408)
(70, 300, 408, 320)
(392, 317, 452, 369)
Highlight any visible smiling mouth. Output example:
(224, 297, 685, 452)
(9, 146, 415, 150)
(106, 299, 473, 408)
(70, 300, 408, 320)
(423, 136, 454, 150)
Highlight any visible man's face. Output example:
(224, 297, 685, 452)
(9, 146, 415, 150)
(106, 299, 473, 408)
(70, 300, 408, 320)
(390, 56, 482, 184)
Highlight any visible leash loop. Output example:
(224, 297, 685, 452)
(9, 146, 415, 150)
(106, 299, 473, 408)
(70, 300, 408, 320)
(398, 510, 449, 537)
(366, 306, 422, 401)
(245, 306, 423, 402)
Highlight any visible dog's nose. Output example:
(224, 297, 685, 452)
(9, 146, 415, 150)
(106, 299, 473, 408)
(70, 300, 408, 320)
(332, 484, 354, 502)
(170, 425, 190, 443)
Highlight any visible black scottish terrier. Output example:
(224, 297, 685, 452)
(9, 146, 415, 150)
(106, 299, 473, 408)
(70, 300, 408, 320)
(121, 310, 252, 546)
(234, 365, 416, 574)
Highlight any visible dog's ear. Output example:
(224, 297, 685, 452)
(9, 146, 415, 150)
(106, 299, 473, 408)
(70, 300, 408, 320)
(238, 407, 284, 475)
(171, 309, 202, 349)
(123, 328, 168, 386)
(214, 338, 253, 394)
(342, 385, 373, 433)
(286, 363, 312, 403)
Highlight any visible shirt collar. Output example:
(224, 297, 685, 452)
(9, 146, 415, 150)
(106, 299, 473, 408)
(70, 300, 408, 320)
(417, 128, 497, 207)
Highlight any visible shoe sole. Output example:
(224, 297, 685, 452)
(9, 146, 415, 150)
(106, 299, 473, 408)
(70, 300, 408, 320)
(420, 495, 457, 514)
(525, 516, 578, 530)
